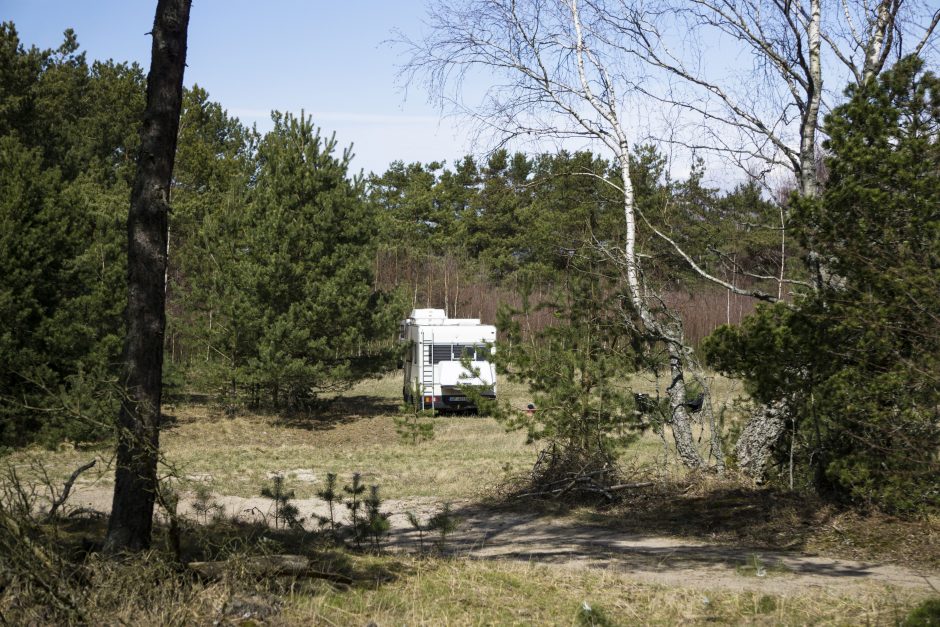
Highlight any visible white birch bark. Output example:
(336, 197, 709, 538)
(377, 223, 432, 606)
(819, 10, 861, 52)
(799, 0, 823, 199)
(404, 0, 712, 468)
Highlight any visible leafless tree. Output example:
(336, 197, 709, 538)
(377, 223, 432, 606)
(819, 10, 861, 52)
(403, 0, 937, 477)
(593, 0, 939, 198)
(589, 0, 938, 479)
(403, 0, 717, 468)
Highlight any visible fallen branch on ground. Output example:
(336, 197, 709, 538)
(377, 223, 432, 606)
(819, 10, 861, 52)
(187, 554, 354, 584)
(517, 480, 653, 500)
(45, 459, 96, 522)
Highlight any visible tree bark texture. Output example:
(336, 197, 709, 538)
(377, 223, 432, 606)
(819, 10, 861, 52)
(104, 0, 191, 554)
(665, 342, 705, 468)
(798, 0, 823, 199)
(734, 401, 787, 481)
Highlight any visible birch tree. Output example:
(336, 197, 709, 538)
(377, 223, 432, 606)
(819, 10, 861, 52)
(589, 0, 938, 478)
(596, 0, 939, 199)
(403, 0, 715, 468)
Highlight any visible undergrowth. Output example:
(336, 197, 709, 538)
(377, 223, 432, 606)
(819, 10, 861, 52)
(1, 510, 929, 626)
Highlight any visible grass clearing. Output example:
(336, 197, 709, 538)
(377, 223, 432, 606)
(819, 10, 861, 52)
(3, 520, 926, 627)
(2, 369, 937, 625)
(4, 371, 721, 501)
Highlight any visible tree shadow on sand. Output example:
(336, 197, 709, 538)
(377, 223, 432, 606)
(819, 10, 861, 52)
(401, 497, 939, 592)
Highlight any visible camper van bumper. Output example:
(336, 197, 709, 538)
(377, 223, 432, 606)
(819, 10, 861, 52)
(437, 392, 495, 410)
(407, 392, 496, 411)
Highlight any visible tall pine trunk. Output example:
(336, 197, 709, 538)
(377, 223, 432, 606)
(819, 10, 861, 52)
(104, 0, 191, 554)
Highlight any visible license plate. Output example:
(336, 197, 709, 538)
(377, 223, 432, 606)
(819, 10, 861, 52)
(450, 396, 468, 402)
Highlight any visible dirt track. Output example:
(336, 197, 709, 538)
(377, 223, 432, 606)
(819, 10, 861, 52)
(66, 484, 939, 597)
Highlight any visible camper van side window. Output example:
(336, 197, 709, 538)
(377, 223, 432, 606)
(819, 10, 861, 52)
(431, 344, 452, 364)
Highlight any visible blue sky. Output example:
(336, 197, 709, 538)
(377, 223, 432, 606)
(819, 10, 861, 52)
(8, 1, 907, 187)
(3, 0, 469, 175)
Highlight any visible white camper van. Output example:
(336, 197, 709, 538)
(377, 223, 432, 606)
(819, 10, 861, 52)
(399, 309, 497, 412)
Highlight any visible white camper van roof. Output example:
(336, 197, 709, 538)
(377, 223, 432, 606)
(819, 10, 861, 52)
(406, 308, 483, 326)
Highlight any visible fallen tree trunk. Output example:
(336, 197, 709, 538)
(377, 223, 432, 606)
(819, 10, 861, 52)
(187, 555, 353, 584)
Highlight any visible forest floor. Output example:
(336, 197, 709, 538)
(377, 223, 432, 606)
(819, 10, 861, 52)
(5, 373, 939, 624)
(60, 485, 939, 598)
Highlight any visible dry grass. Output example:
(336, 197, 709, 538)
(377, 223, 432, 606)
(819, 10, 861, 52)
(291, 557, 921, 626)
(157, 374, 538, 500)
(4, 372, 935, 567)
(1, 374, 537, 501)
(4, 536, 924, 626)
(4, 371, 733, 501)
(2, 370, 938, 625)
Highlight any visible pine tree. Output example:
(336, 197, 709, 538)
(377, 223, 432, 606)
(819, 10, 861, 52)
(704, 57, 940, 512)
(491, 242, 645, 490)
(165, 84, 256, 403)
(0, 25, 144, 446)
(241, 112, 398, 408)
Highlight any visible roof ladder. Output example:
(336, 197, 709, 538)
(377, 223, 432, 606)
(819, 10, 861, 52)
(420, 332, 434, 410)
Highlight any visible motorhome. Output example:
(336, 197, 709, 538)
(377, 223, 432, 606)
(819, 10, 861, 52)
(399, 308, 496, 411)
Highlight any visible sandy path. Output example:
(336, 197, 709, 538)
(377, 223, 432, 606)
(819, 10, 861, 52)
(65, 484, 939, 596)
(439, 506, 939, 596)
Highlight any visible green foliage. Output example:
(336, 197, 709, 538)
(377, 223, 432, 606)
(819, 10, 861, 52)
(315, 472, 341, 533)
(239, 112, 399, 408)
(166, 106, 402, 411)
(492, 245, 644, 471)
(313, 472, 390, 549)
(395, 380, 436, 444)
(190, 483, 223, 525)
(164, 84, 257, 404)
(1, 23, 408, 445)
(365, 485, 391, 550)
(401, 502, 461, 553)
(405, 510, 428, 551)
(0, 24, 143, 446)
(904, 598, 940, 627)
(703, 57, 940, 513)
(518, 151, 621, 280)
(260, 474, 303, 530)
(426, 502, 460, 548)
(577, 601, 616, 627)
(464, 150, 532, 278)
(344, 472, 367, 548)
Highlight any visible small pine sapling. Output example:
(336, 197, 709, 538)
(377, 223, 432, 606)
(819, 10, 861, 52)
(343, 472, 367, 548)
(261, 474, 304, 530)
(365, 485, 391, 550)
(191, 483, 224, 524)
(486, 252, 646, 496)
(427, 502, 459, 550)
(405, 511, 427, 552)
(315, 472, 342, 533)
(155, 480, 182, 563)
(395, 380, 435, 444)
